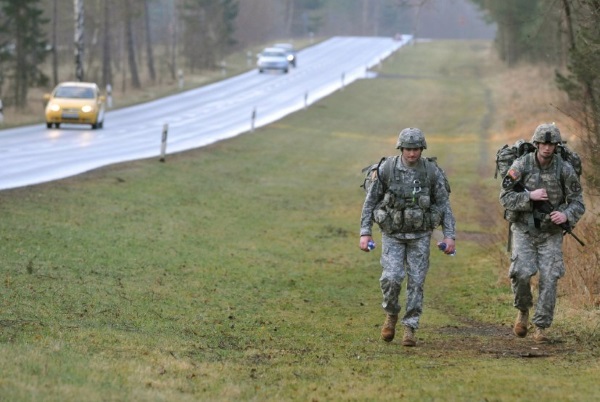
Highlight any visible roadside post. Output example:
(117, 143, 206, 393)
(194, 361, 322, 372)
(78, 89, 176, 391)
(304, 92, 309, 109)
(247, 51, 253, 67)
(178, 69, 184, 90)
(160, 123, 168, 162)
(106, 84, 113, 109)
(341, 73, 345, 90)
(0, 99, 4, 125)
(251, 108, 256, 132)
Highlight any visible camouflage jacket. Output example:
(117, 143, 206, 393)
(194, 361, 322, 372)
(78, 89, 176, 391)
(499, 152, 585, 233)
(360, 156, 456, 240)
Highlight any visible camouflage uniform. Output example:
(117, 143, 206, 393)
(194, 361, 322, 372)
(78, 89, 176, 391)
(500, 125, 585, 330)
(360, 130, 456, 330)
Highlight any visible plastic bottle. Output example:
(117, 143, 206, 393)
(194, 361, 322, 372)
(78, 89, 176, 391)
(437, 242, 456, 256)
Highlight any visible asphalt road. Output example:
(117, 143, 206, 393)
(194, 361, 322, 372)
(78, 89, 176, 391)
(0, 35, 412, 191)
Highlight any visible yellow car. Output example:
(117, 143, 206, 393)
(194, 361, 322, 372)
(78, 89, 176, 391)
(44, 82, 105, 129)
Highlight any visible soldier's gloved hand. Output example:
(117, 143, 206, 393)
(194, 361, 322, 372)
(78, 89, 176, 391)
(360, 235, 374, 252)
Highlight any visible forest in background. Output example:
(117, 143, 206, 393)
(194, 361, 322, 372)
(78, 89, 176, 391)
(471, 0, 600, 192)
(0, 0, 491, 108)
(0, 0, 598, 193)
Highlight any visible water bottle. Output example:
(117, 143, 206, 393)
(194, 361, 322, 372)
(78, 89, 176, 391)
(437, 242, 456, 256)
(367, 240, 376, 251)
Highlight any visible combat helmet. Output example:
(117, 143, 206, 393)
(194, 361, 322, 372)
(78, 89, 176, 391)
(531, 123, 562, 144)
(396, 127, 427, 149)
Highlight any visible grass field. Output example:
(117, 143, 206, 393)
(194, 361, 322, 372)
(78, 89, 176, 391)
(1, 40, 599, 401)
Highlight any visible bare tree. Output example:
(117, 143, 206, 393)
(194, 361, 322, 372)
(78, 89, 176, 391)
(51, 0, 58, 85)
(124, 1, 141, 89)
(284, 0, 294, 37)
(143, 0, 156, 82)
(74, 0, 84, 80)
(102, 0, 113, 88)
(167, 1, 179, 80)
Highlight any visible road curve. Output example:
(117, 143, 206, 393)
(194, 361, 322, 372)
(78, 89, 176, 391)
(0, 35, 412, 191)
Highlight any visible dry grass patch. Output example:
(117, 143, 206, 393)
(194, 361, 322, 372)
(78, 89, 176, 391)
(484, 54, 600, 331)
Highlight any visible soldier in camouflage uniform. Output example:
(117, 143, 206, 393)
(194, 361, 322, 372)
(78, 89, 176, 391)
(359, 128, 456, 346)
(500, 123, 585, 343)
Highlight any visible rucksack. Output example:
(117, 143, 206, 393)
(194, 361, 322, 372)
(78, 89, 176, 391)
(494, 139, 582, 181)
(360, 157, 386, 193)
(494, 140, 536, 179)
(556, 143, 583, 177)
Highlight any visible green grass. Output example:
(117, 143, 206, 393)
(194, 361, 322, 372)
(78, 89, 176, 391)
(1, 40, 599, 401)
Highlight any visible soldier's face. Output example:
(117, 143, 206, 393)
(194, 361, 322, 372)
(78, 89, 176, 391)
(537, 142, 557, 161)
(402, 148, 422, 165)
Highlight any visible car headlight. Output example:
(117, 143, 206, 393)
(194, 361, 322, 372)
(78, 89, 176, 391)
(49, 103, 61, 112)
(81, 105, 93, 113)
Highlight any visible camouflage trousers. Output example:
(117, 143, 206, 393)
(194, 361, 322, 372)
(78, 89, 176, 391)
(510, 226, 565, 329)
(379, 233, 430, 329)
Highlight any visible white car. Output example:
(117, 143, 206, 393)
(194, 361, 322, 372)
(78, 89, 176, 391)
(257, 47, 290, 74)
(273, 43, 297, 67)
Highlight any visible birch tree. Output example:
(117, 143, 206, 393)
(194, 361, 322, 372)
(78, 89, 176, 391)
(74, 0, 84, 80)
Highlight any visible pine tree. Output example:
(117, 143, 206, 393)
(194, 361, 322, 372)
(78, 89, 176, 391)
(0, 0, 49, 108)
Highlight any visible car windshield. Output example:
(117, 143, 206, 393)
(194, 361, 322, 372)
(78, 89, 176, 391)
(262, 51, 285, 58)
(55, 86, 95, 99)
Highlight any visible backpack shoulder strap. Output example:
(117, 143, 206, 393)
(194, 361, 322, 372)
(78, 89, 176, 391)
(523, 152, 534, 175)
(423, 157, 438, 184)
(554, 152, 564, 187)
(423, 156, 451, 194)
(378, 155, 398, 190)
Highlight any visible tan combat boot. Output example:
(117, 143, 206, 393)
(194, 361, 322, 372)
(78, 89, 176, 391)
(401, 326, 416, 347)
(513, 309, 529, 338)
(381, 314, 398, 342)
(533, 326, 550, 344)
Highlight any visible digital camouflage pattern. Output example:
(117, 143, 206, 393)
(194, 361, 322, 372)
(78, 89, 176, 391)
(379, 234, 430, 328)
(509, 230, 564, 328)
(396, 127, 428, 149)
(500, 149, 585, 329)
(360, 155, 456, 329)
(500, 153, 584, 233)
(361, 157, 455, 238)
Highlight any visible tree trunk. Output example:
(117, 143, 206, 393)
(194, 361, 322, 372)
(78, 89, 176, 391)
(52, 0, 58, 86)
(15, 26, 26, 107)
(74, 0, 85, 81)
(561, 0, 575, 51)
(125, 1, 141, 89)
(284, 0, 294, 37)
(102, 0, 113, 89)
(169, 0, 178, 80)
(144, 0, 156, 82)
(362, 0, 369, 35)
